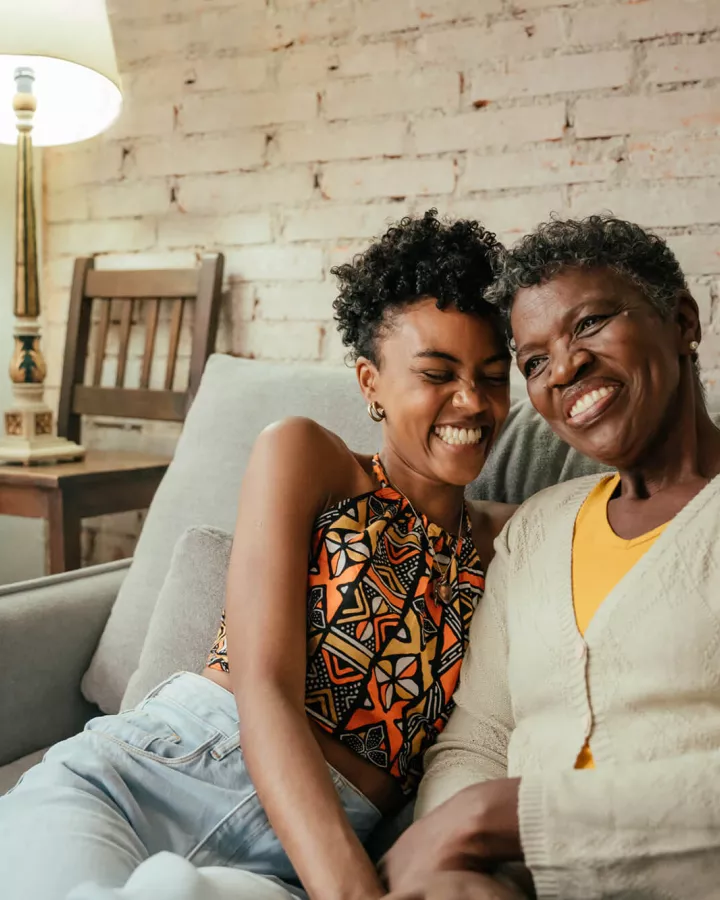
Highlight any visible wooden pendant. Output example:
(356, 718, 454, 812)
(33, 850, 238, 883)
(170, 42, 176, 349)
(434, 580, 452, 605)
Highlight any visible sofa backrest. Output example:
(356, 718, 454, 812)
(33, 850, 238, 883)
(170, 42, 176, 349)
(82, 355, 380, 713)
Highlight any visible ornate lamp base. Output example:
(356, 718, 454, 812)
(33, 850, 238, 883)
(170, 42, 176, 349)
(0, 383, 84, 465)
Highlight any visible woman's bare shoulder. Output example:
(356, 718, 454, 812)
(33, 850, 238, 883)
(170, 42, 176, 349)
(466, 500, 519, 568)
(253, 416, 375, 503)
(468, 500, 518, 539)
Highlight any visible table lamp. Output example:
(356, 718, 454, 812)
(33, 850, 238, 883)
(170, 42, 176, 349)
(0, 0, 122, 463)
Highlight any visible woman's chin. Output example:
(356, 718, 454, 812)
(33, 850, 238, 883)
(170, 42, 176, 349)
(430, 434, 489, 483)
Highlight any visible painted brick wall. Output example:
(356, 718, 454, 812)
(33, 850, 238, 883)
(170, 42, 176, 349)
(42, 0, 720, 564)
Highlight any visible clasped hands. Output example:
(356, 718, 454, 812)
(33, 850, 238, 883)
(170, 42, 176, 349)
(379, 778, 528, 900)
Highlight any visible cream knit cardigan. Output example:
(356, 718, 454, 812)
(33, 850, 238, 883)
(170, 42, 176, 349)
(417, 474, 720, 900)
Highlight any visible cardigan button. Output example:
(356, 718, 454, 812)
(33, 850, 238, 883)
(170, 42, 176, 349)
(584, 712, 592, 734)
(575, 640, 587, 660)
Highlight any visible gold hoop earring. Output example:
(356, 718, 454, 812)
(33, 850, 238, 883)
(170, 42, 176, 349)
(368, 401, 385, 422)
(690, 340, 699, 352)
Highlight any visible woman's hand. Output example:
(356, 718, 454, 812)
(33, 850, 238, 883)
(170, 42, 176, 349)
(383, 870, 525, 899)
(381, 779, 522, 895)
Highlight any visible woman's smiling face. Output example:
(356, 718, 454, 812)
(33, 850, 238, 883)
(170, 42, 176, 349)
(511, 266, 700, 469)
(360, 297, 511, 488)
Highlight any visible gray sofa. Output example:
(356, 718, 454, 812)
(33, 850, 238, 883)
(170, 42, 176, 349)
(0, 353, 625, 794)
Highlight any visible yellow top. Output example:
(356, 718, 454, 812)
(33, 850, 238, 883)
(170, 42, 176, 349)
(571, 474, 668, 768)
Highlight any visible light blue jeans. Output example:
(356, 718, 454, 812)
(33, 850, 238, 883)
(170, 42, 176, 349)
(0, 672, 382, 900)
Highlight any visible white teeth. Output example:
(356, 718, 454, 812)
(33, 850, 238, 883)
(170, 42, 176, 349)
(569, 385, 615, 419)
(434, 425, 484, 446)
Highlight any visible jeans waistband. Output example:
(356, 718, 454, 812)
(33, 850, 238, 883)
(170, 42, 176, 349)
(142, 671, 240, 739)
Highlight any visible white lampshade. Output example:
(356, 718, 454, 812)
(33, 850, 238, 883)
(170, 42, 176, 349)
(0, 0, 122, 146)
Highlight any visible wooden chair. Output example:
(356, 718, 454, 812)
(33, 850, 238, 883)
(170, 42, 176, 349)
(0, 254, 224, 574)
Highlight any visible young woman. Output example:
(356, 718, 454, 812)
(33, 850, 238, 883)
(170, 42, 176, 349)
(0, 210, 515, 900)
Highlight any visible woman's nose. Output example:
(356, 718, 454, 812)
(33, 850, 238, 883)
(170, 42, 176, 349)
(452, 382, 489, 412)
(547, 344, 592, 388)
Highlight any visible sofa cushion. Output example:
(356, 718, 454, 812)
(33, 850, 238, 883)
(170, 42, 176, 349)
(122, 526, 232, 711)
(83, 355, 380, 714)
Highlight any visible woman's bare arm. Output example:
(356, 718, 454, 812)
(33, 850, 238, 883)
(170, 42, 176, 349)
(225, 417, 383, 900)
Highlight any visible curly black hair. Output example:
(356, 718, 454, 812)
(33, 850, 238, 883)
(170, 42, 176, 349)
(486, 214, 688, 322)
(332, 209, 502, 363)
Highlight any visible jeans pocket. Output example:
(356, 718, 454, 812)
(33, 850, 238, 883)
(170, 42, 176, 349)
(86, 708, 223, 766)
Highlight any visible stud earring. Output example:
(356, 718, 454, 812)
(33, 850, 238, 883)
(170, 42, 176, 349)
(367, 401, 385, 422)
(690, 341, 699, 352)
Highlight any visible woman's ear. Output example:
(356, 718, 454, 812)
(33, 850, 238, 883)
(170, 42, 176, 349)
(676, 290, 702, 355)
(356, 356, 380, 404)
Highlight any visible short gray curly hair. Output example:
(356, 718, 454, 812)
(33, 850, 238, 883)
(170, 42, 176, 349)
(486, 215, 688, 322)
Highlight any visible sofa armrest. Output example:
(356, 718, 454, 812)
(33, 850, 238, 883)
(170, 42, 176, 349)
(0, 559, 130, 765)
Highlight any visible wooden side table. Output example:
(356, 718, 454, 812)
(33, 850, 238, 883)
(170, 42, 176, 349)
(0, 451, 170, 574)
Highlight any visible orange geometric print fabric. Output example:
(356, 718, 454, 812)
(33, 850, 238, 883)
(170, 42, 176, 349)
(207, 455, 484, 794)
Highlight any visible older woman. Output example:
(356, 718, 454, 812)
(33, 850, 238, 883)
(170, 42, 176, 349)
(383, 215, 720, 900)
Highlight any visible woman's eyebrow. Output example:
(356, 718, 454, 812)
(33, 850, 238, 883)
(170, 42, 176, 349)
(413, 350, 460, 363)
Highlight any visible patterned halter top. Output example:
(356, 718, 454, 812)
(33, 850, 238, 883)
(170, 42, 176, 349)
(207, 454, 485, 794)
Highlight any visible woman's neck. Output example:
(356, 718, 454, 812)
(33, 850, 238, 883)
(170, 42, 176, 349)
(618, 400, 720, 500)
(378, 447, 466, 535)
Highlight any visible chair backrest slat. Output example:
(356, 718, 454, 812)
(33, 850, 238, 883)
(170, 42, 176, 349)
(56, 254, 224, 441)
(140, 299, 160, 389)
(85, 269, 197, 299)
(92, 300, 112, 388)
(116, 300, 134, 388)
(164, 299, 184, 391)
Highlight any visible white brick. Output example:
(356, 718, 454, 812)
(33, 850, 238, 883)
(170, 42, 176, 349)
(511, 0, 573, 7)
(414, 104, 566, 154)
(274, 2, 355, 45)
(354, 0, 501, 36)
(575, 89, 720, 139)
(132, 133, 266, 178)
(159, 212, 273, 248)
(324, 70, 459, 120)
(322, 327, 350, 364)
(276, 45, 338, 86)
(275, 121, 406, 164)
(181, 89, 317, 134)
(339, 41, 410, 78)
(570, 0, 720, 46)
(469, 51, 632, 102)
(46, 187, 90, 223)
(462, 146, 617, 192)
(88, 181, 171, 219)
(234, 320, 324, 361)
(417, 13, 564, 65)
(570, 183, 720, 229)
(44, 143, 124, 188)
(255, 282, 338, 321)
(47, 220, 156, 257)
(326, 241, 372, 271)
(283, 203, 410, 241)
(321, 159, 455, 200)
(687, 277, 713, 325)
(626, 135, 720, 180)
(177, 169, 315, 214)
(107, 102, 175, 140)
(225, 245, 324, 281)
(113, 19, 191, 66)
(228, 282, 257, 323)
(125, 55, 269, 99)
(195, 10, 274, 54)
(44, 257, 77, 291)
(187, 56, 268, 93)
(667, 235, 720, 275)
(646, 42, 720, 85)
(451, 190, 567, 235)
